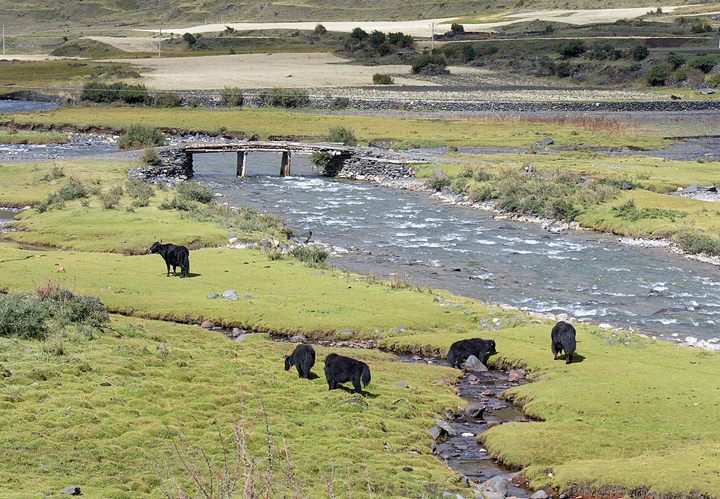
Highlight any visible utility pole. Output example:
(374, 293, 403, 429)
(158, 21, 162, 57)
(2, 25, 5, 56)
(430, 21, 435, 53)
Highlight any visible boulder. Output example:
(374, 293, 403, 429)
(530, 490, 549, 499)
(463, 355, 488, 372)
(397, 382, 409, 388)
(458, 403, 486, 419)
(428, 426, 442, 440)
(482, 475, 509, 496)
(207, 293, 220, 299)
(200, 320, 214, 329)
(61, 486, 82, 495)
(536, 137, 555, 147)
(289, 335, 308, 344)
(434, 419, 458, 437)
(508, 370, 526, 382)
(683, 183, 699, 193)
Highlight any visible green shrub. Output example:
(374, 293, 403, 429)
(688, 54, 717, 73)
(373, 73, 394, 85)
(100, 186, 123, 210)
(388, 32, 413, 48)
(81, 80, 150, 105)
(411, 53, 448, 74)
(257, 88, 309, 108)
(152, 92, 183, 108)
(182, 33, 197, 46)
(691, 21, 713, 33)
(0, 283, 109, 340)
(555, 40, 586, 58)
(675, 230, 720, 256)
(556, 61, 572, 78)
(289, 246, 329, 268)
(177, 181, 215, 204)
(667, 52, 686, 69)
(125, 179, 154, 207)
(118, 125, 166, 151)
(631, 44, 649, 61)
(612, 198, 686, 222)
(326, 126, 358, 146)
(647, 63, 671, 86)
(142, 147, 163, 166)
(310, 152, 332, 167)
(462, 44, 476, 61)
(220, 87, 244, 107)
(451, 23, 465, 33)
(426, 177, 452, 191)
(58, 178, 89, 201)
(707, 74, 720, 88)
(330, 97, 350, 109)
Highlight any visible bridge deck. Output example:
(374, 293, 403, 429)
(182, 141, 355, 155)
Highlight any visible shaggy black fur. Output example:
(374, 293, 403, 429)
(324, 353, 371, 394)
(447, 338, 497, 369)
(284, 344, 316, 379)
(149, 241, 190, 278)
(551, 321, 576, 364)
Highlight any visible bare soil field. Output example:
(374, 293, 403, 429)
(147, 5, 692, 36)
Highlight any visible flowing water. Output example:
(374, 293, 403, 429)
(193, 152, 720, 343)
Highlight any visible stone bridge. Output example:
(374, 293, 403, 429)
(147, 140, 418, 182)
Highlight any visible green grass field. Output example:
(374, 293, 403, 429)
(2, 103, 720, 497)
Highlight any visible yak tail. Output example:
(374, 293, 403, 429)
(361, 364, 371, 388)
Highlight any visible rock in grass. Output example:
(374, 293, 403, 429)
(290, 335, 307, 343)
(61, 485, 82, 495)
(530, 490, 549, 499)
(207, 293, 220, 299)
(428, 426, 442, 440)
(397, 382, 409, 388)
(434, 419, 457, 437)
(200, 321, 214, 329)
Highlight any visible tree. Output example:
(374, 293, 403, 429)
(462, 44, 476, 61)
(314, 24, 327, 36)
(688, 54, 717, 73)
(555, 40, 586, 58)
(351, 27, 368, 40)
(666, 52, 686, 69)
(631, 43, 649, 61)
(451, 23, 465, 33)
(647, 63, 671, 86)
(182, 32, 197, 46)
(368, 30, 386, 48)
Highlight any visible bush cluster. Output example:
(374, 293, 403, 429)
(373, 73, 394, 85)
(220, 87, 244, 107)
(257, 88, 309, 108)
(81, 81, 150, 105)
(411, 53, 448, 75)
(325, 126, 358, 146)
(117, 125, 166, 151)
(0, 283, 109, 340)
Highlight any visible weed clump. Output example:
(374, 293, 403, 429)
(325, 126, 358, 146)
(117, 125, 166, 151)
(0, 282, 109, 340)
(177, 181, 215, 204)
(290, 246, 329, 268)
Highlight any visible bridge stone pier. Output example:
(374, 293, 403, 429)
(182, 141, 353, 178)
(134, 140, 417, 185)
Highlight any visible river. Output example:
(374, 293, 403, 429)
(192, 151, 720, 345)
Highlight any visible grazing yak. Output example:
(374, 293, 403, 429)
(284, 344, 316, 379)
(447, 338, 497, 369)
(149, 241, 190, 278)
(324, 353, 371, 394)
(551, 321, 576, 364)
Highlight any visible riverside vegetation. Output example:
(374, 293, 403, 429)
(1, 106, 720, 497)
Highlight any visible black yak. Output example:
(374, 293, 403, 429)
(149, 241, 190, 278)
(284, 344, 316, 379)
(447, 338, 497, 369)
(551, 321, 576, 364)
(324, 353, 371, 394)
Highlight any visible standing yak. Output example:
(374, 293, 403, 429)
(551, 321, 576, 364)
(324, 353, 371, 394)
(284, 344, 316, 379)
(447, 338, 497, 369)
(149, 241, 190, 278)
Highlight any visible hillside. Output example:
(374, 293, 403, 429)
(0, 0, 706, 33)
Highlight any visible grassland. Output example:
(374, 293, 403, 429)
(2, 103, 720, 497)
